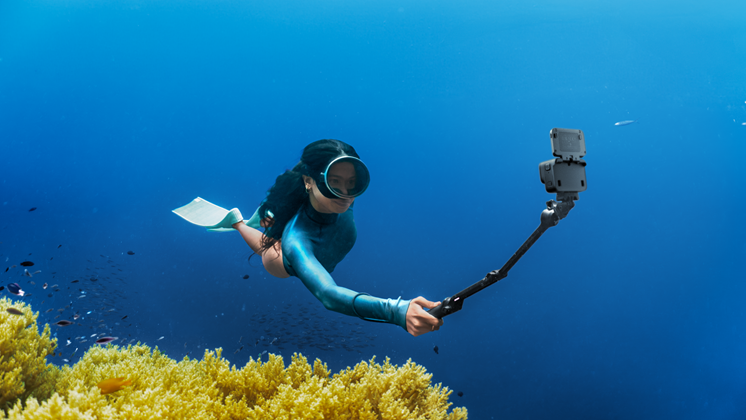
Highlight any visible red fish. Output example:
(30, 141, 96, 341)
(97, 377, 132, 395)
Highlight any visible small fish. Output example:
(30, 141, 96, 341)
(7, 283, 25, 296)
(121, 315, 128, 320)
(73, 313, 80, 320)
(242, 274, 249, 279)
(614, 119, 637, 126)
(46, 308, 54, 313)
(97, 377, 132, 395)
(126, 251, 135, 255)
(67, 339, 71, 346)
(24, 269, 33, 278)
(58, 244, 62, 248)
(32, 270, 41, 275)
(29, 207, 37, 212)
(0, 286, 4, 291)
(96, 337, 118, 344)
(71, 280, 79, 283)
(457, 391, 463, 397)
(433, 345, 439, 355)
(43, 283, 48, 289)
(20, 261, 35, 267)
(55, 320, 73, 326)
(157, 336, 164, 341)
(6, 307, 24, 315)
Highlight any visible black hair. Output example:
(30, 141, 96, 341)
(257, 139, 361, 254)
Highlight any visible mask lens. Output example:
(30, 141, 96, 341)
(321, 156, 370, 199)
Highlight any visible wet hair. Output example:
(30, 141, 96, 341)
(257, 139, 361, 254)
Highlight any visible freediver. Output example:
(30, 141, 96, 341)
(191, 139, 443, 336)
(173, 140, 443, 337)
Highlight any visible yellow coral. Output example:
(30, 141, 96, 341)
(2, 300, 467, 420)
(0, 297, 60, 411)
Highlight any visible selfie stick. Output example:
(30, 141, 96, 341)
(428, 128, 587, 319)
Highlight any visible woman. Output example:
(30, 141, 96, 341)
(232, 139, 443, 337)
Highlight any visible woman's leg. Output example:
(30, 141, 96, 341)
(261, 241, 290, 279)
(233, 223, 290, 278)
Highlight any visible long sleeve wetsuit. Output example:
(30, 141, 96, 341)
(281, 201, 411, 330)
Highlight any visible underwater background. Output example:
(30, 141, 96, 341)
(1, 0, 745, 418)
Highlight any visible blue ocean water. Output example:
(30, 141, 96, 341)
(1, 0, 745, 418)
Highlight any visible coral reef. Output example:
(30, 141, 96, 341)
(0, 297, 60, 411)
(1, 298, 467, 419)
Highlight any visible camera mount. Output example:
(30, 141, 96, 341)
(427, 128, 587, 319)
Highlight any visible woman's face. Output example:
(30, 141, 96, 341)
(305, 161, 356, 214)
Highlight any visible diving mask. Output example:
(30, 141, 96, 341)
(315, 155, 370, 199)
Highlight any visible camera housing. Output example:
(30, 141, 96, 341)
(539, 128, 587, 201)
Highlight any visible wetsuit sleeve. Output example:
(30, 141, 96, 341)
(284, 238, 411, 331)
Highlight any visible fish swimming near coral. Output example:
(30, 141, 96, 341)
(20, 261, 35, 267)
(6, 307, 23, 315)
(7, 283, 25, 296)
(614, 119, 637, 126)
(96, 336, 118, 344)
(97, 377, 132, 395)
(55, 320, 73, 326)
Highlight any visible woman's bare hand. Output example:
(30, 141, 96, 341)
(406, 296, 444, 337)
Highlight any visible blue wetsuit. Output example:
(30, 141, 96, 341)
(281, 201, 411, 330)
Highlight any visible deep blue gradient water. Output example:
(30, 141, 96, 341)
(2, 0, 745, 418)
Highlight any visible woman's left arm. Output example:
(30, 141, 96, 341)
(285, 240, 442, 336)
